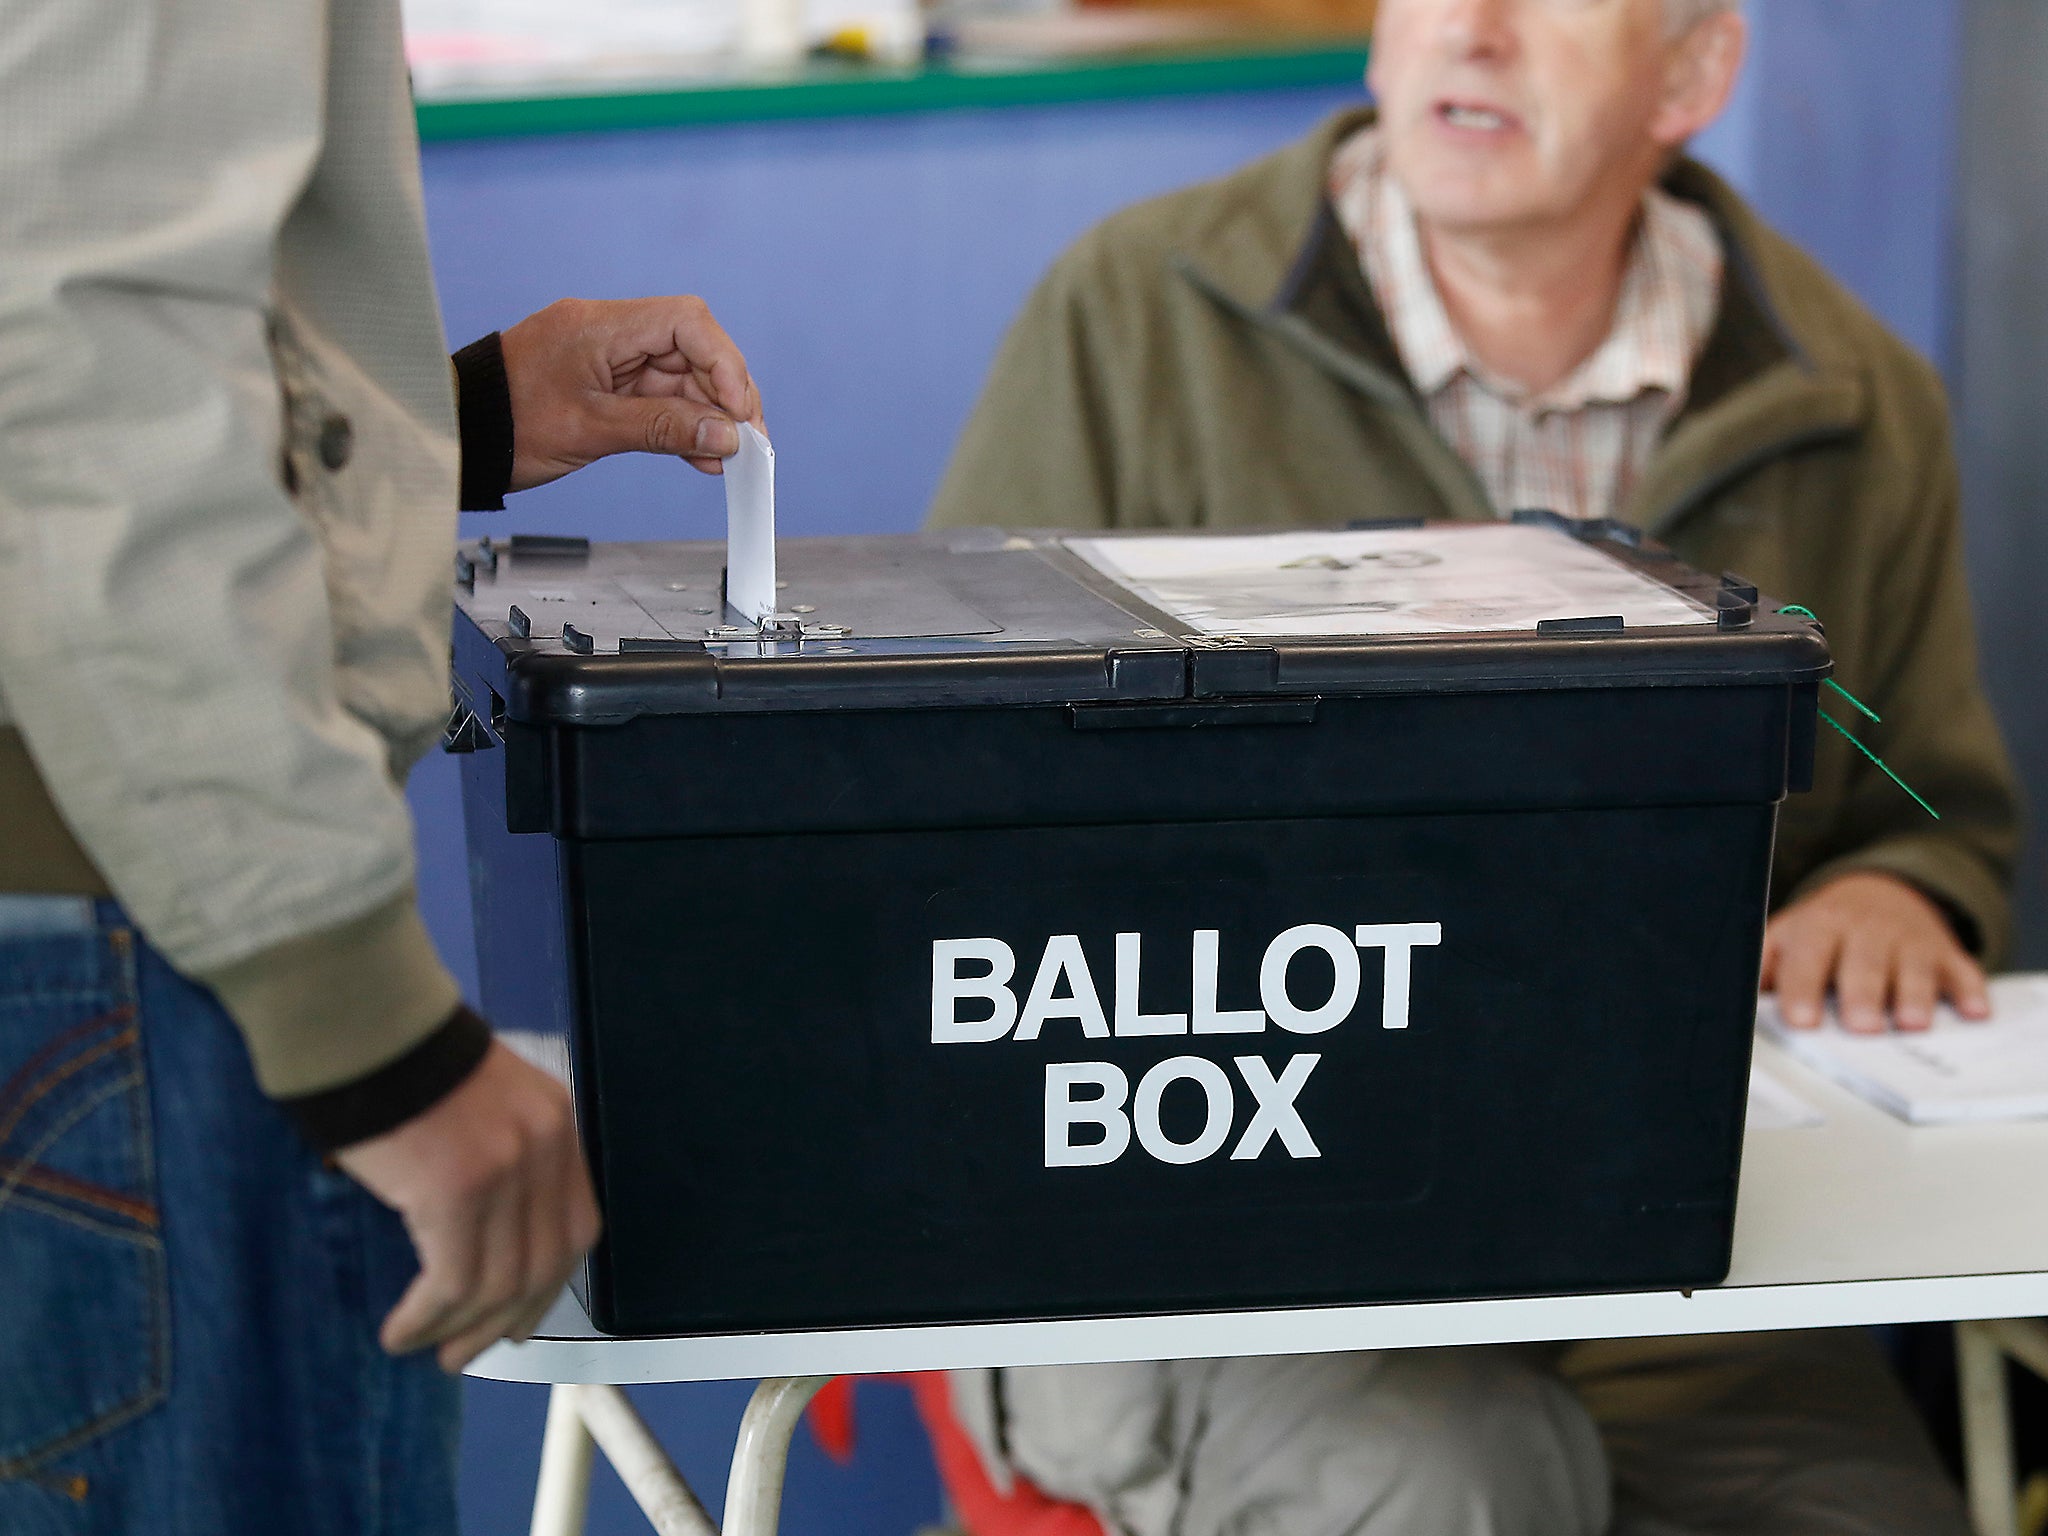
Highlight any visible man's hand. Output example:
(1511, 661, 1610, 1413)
(1761, 871, 1990, 1034)
(334, 1040, 601, 1373)
(499, 296, 764, 490)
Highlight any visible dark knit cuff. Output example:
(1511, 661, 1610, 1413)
(453, 333, 515, 511)
(281, 1005, 494, 1152)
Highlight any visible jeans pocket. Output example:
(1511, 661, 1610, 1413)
(0, 924, 168, 1479)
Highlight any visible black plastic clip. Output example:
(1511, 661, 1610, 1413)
(510, 534, 591, 558)
(507, 604, 531, 638)
(454, 552, 476, 590)
(1581, 518, 1644, 548)
(1536, 615, 1625, 634)
(1345, 516, 1427, 531)
(1720, 573, 1761, 604)
(441, 702, 494, 754)
(1712, 593, 1761, 634)
(619, 637, 711, 654)
(1189, 643, 1281, 695)
(560, 623, 596, 654)
(474, 538, 499, 574)
(1716, 588, 1757, 631)
(1510, 507, 1573, 532)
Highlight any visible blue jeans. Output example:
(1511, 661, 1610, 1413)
(0, 896, 460, 1534)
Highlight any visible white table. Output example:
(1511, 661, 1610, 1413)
(474, 1035, 2048, 1536)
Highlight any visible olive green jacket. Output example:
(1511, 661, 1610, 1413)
(930, 110, 2022, 961)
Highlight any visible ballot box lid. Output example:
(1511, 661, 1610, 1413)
(451, 517, 1830, 727)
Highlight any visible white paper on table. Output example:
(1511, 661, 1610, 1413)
(1746, 1062, 1825, 1130)
(723, 422, 777, 624)
(1064, 524, 1712, 637)
(1756, 975, 2048, 1125)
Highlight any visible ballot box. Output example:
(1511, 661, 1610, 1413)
(448, 516, 1828, 1337)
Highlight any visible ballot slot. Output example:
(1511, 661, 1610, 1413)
(451, 520, 1830, 1336)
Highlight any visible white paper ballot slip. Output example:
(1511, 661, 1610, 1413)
(723, 422, 777, 624)
(1757, 975, 2048, 1125)
(1066, 524, 1712, 637)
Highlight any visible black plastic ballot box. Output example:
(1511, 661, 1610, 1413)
(448, 517, 1829, 1338)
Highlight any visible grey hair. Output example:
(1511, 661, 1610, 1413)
(1666, 0, 1740, 32)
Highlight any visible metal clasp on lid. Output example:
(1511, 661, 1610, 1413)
(702, 615, 852, 646)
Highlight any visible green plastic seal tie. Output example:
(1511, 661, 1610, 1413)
(1778, 605, 1940, 821)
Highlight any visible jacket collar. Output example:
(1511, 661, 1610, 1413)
(1630, 158, 1868, 537)
(1170, 109, 1870, 538)
(1172, 108, 1378, 319)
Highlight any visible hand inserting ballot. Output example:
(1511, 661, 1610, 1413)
(499, 295, 766, 488)
(1761, 870, 1992, 1035)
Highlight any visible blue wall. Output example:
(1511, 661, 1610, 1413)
(413, 7, 1974, 1524)
(1720, 0, 1963, 366)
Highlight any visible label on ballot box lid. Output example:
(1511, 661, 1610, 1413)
(1066, 524, 1714, 638)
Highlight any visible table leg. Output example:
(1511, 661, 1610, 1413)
(1959, 1321, 2021, 1536)
(575, 1383, 720, 1536)
(532, 1385, 597, 1536)
(1986, 1323, 2048, 1536)
(723, 1376, 833, 1536)
(1986, 1319, 2048, 1385)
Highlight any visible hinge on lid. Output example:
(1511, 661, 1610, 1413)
(441, 701, 495, 754)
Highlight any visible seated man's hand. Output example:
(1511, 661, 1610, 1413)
(335, 1040, 602, 1373)
(500, 295, 765, 490)
(1761, 871, 1990, 1034)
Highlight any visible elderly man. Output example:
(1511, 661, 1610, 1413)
(929, 0, 2021, 1531)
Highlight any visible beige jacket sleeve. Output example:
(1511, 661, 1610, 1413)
(0, 0, 460, 1096)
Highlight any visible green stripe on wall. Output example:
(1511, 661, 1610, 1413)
(414, 42, 1370, 140)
